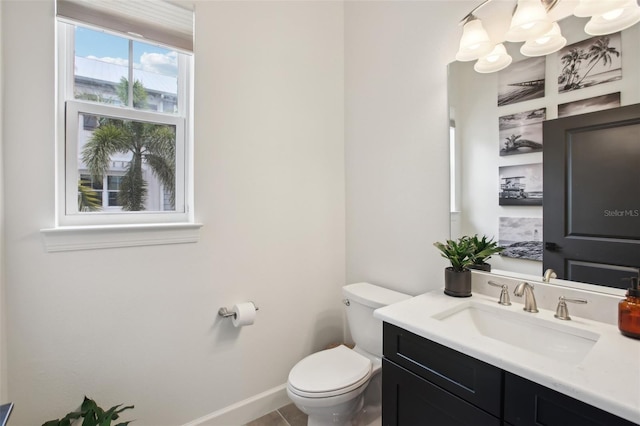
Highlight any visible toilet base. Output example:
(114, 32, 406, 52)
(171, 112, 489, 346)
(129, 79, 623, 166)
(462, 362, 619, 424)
(288, 372, 383, 426)
(305, 396, 363, 426)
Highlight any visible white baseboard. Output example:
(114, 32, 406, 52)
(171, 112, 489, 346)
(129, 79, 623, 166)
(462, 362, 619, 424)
(181, 384, 291, 426)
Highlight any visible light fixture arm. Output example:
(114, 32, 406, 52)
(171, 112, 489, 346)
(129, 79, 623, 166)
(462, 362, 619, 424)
(459, 0, 494, 25)
(459, 0, 559, 25)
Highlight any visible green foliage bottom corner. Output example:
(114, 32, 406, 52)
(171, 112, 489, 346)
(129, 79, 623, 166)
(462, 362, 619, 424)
(42, 396, 134, 426)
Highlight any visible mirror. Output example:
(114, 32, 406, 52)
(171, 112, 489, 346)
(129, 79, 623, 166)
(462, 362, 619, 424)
(448, 14, 640, 293)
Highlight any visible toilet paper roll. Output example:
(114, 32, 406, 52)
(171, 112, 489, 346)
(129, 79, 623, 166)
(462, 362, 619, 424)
(231, 302, 257, 327)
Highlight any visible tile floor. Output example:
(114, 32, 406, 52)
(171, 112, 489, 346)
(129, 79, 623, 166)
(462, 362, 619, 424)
(243, 402, 383, 426)
(244, 403, 307, 426)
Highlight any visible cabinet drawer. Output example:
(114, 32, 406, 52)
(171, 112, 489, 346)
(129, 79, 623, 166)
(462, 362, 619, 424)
(504, 373, 637, 426)
(383, 359, 501, 426)
(383, 322, 503, 417)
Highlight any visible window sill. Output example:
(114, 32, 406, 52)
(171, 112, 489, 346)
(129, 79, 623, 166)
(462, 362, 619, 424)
(40, 222, 203, 252)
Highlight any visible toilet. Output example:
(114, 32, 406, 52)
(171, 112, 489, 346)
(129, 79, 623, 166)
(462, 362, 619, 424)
(287, 282, 411, 426)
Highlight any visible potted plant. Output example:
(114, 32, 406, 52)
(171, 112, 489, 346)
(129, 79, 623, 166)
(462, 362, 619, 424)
(42, 396, 134, 426)
(466, 234, 504, 272)
(434, 237, 474, 297)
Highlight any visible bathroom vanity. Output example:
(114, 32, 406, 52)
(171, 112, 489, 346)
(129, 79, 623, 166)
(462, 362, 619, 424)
(382, 323, 635, 426)
(374, 285, 640, 426)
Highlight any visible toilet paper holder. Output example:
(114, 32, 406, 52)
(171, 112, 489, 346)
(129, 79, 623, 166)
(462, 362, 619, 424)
(218, 302, 259, 318)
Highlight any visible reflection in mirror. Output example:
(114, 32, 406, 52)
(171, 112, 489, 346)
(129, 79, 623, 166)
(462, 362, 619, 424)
(448, 15, 640, 294)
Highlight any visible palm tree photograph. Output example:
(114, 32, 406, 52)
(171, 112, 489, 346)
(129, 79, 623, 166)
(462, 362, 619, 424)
(558, 33, 622, 94)
(499, 108, 546, 156)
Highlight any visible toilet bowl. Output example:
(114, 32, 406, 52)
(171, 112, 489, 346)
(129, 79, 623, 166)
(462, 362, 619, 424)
(286, 283, 411, 426)
(287, 345, 373, 426)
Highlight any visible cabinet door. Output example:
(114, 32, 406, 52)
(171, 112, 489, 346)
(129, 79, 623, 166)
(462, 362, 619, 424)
(504, 373, 637, 426)
(383, 359, 500, 426)
(384, 323, 503, 417)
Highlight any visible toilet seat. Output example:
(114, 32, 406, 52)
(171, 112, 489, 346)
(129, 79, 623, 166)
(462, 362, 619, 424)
(288, 345, 372, 398)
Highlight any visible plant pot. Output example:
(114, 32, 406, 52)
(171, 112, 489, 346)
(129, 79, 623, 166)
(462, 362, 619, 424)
(469, 262, 491, 272)
(444, 267, 472, 297)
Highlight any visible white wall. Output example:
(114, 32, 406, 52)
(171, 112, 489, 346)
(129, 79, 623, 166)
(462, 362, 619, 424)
(345, 1, 476, 296)
(2, 1, 345, 424)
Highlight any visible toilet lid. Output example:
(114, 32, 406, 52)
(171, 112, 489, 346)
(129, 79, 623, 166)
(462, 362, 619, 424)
(288, 345, 372, 398)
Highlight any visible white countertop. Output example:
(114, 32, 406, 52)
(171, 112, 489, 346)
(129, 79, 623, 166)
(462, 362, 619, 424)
(374, 290, 640, 424)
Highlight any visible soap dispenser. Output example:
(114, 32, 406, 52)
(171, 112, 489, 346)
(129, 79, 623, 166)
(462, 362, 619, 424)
(619, 277, 640, 339)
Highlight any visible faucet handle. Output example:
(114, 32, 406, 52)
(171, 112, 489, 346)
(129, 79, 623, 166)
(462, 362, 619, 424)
(543, 268, 557, 282)
(554, 296, 588, 321)
(487, 280, 511, 306)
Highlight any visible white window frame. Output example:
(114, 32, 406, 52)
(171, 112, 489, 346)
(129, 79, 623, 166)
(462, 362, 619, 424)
(43, 20, 200, 251)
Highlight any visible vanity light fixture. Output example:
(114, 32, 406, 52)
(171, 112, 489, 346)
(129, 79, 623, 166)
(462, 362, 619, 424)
(505, 0, 553, 42)
(474, 43, 513, 73)
(520, 22, 567, 56)
(581, 0, 640, 35)
(456, 0, 640, 73)
(573, 0, 629, 18)
(455, 16, 494, 61)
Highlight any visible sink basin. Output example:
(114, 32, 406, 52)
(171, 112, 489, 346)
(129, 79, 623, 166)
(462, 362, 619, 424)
(432, 301, 600, 364)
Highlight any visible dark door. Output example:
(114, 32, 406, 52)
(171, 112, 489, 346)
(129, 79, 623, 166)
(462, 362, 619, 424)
(543, 104, 640, 289)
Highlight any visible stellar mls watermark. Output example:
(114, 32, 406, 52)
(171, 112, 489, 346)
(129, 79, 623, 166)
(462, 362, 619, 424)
(603, 209, 640, 217)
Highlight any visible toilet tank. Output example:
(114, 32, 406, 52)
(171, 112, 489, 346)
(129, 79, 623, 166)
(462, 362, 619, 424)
(343, 282, 411, 357)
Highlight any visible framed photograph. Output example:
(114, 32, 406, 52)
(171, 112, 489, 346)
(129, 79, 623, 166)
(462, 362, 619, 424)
(498, 56, 545, 107)
(558, 33, 622, 94)
(499, 108, 546, 156)
(558, 92, 621, 117)
(499, 217, 543, 261)
(499, 163, 543, 206)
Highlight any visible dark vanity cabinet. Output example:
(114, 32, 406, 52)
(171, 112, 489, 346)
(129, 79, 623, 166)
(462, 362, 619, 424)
(382, 323, 636, 426)
(503, 373, 638, 426)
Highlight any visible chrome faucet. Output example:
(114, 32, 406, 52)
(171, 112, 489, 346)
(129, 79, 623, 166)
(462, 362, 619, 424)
(513, 282, 539, 313)
(554, 296, 588, 320)
(487, 280, 511, 306)
(543, 268, 557, 282)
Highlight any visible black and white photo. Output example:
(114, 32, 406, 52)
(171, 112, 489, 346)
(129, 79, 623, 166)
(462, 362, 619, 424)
(558, 33, 622, 93)
(558, 92, 621, 117)
(499, 217, 543, 261)
(498, 56, 545, 107)
(499, 108, 546, 156)
(499, 163, 543, 206)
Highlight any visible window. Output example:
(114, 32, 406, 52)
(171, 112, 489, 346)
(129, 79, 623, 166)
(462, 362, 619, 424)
(43, 1, 199, 251)
(57, 22, 192, 226)
(449, 120, 458, 213)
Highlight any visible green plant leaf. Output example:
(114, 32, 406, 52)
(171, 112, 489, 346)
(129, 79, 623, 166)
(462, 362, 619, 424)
(101, 403, 134, 424)
(82, 414, 98, 426)
(44, 397, 133, 426)
(115, 405, 134, 415)
(465, 234, 504, 264)
(81, 397, 98, 412)
(434, 237, 474, 272)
